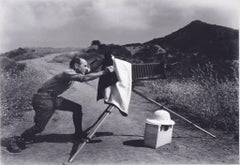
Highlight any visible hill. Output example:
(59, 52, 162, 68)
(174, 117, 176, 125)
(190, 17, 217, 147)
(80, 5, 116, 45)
(145, 20, 238, 60)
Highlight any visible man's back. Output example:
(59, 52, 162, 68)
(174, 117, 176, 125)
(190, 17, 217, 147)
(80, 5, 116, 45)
(39, 69, 77, 96)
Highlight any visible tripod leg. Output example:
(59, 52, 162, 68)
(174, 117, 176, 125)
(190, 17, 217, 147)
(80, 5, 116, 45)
(68, 105, 115, 163)
(83, 105, 112, 133)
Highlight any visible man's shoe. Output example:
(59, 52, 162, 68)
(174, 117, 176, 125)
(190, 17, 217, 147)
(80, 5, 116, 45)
(15, 136, 26, 150)
(20, 133, 36, 144)
(6, 138, 22, 154)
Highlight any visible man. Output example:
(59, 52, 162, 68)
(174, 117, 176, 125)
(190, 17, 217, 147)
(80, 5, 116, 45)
(8, 57, 114, 153)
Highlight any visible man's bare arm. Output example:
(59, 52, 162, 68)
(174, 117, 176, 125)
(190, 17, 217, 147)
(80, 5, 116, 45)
(69, 66, 114, 82)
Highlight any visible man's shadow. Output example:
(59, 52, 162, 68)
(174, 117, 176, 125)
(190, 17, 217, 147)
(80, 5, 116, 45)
(34, 133, 72, 143)
(33, 133, 104, 156)
(0, 133, 102, 156)
(1, 132, 144, 157)
(32, 132, 143, 156)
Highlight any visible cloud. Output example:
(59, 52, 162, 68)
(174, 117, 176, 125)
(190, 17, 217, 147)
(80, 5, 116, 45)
(1, 0, 83, 30)
(1, 0, 238, 31)
(88, 0, 151, 30)
(0, 0, 238, 52)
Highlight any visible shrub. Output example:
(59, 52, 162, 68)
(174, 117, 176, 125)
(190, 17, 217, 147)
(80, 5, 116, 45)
(0, 57, 26, 73)
(144, 62, 238, 133)
(0, 60, 45, 126)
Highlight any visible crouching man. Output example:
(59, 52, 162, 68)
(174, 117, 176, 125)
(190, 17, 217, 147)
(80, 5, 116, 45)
(8, 57, 114, 153)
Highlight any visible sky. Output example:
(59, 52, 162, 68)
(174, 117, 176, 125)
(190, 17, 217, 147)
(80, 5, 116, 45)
(0, 0, 239, 53)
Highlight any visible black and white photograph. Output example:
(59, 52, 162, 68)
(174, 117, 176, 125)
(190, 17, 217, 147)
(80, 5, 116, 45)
(0, 0, 239, 164)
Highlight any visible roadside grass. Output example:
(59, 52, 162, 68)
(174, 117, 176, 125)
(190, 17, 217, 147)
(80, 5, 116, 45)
(0, 57, 45, 126)
(144, 62, 238, 134)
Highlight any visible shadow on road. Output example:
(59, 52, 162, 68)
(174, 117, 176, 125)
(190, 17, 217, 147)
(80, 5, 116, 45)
(1, 134, 103, 158)
(1, 133, 144, 156)
(123, 139, 145, 147)
(33, 133, 103, 159)
(94, 132, 143, 138)
(34, 133, 72, 143)
(34, 133, 103, 144)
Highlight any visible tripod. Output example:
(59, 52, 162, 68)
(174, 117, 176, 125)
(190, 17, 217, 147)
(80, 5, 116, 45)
(68, 105, 115, 163)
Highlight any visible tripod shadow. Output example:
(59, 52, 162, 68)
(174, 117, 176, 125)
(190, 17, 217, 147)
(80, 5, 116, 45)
(94, 132, 143, 138)
(93, 132, 145, 148)
(33, 133, 102, 157)
(123, 139, 145, 147)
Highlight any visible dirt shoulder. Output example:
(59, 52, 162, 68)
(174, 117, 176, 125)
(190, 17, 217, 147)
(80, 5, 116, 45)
(1, 54, 239, 165)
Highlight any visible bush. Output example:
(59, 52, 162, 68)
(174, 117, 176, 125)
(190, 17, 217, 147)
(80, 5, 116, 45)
(0, 60, 45, 125)
(0, 57, 26, 73)
(144, 62, 238, 133)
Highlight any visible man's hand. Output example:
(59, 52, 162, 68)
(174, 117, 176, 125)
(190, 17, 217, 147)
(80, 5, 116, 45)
(104, 66, 114, 74)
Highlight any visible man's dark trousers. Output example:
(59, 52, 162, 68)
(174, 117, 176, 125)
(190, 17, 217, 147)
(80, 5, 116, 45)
(21, 92, 83, 141)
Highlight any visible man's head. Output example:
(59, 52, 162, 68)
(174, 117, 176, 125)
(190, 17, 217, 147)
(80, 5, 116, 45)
(69, 57, 91, 75)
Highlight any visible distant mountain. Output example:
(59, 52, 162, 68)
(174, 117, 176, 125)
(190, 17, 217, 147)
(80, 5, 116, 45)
(145, 20, 238, 60)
